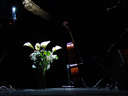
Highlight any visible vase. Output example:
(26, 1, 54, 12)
(37, 69, 46, 89)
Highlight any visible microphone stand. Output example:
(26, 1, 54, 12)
(107, 29, 128, 53)
(94, 29, 128, 88)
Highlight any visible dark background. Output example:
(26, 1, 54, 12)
(0, 0, 128, 89)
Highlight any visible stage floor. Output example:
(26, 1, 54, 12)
(0, 88, 128, 96)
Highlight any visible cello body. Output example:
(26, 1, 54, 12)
(67, 42, 80, 82)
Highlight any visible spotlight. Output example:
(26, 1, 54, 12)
(12, 7, 16, 12)
(12, 6, 16, 20)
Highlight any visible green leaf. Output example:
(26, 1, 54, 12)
(56, 55, 59, 59)
(40, 52, 43, 56)
(46, 51, 51, 56)
(39, 62, 42, 65)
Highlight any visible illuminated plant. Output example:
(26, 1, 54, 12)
(23, 41, 62, 74)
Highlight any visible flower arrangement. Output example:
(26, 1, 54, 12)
(23, 41, 62, 74)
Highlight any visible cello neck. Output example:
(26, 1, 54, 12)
(63, 21, 75, 44)
(69, 30, 75, 44)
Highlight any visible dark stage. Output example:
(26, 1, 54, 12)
(0, 88, 128, 96)
(1, 0, 128, 95)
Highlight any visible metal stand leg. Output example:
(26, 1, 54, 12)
(81, 77, 88, 88)
(93, 56, 119, 89)
(62, 64, 74, 88)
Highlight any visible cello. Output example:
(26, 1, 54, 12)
(63, 21, 87, 87)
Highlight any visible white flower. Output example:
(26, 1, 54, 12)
(30, 53, 37, 61)
(32, 65, 36, 68)
(23, 42, 34, 50)
(47, 64, 51, 70)
(40, 41, 50, 49)
(52, 45, 62, 52)
(35, 43, 40, 51)
(52, 54, 58, 59)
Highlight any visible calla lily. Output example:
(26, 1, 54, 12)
(23, 42, 34, 50)
(52, 54, 58, 59)
(52, 45, 62, 53)
(24, 41, 62, 74)
(35, 43, 40, 51)
(40, 41, 50, 49)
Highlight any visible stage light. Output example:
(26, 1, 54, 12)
(12, 6, 16, 20)
(12, 7, 16, 12)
